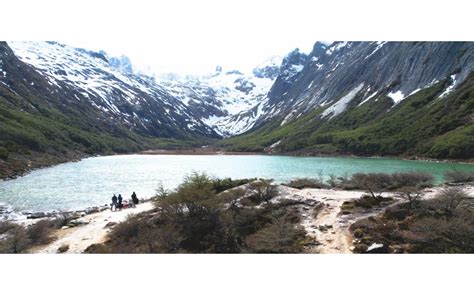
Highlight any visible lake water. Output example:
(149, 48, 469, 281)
(0, 154, 473, 215)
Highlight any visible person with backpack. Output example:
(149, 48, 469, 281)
(111, 194, 118, 211)
(131, 191, 139, 206)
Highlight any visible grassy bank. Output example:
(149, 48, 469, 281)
(219, 74, 474, 160)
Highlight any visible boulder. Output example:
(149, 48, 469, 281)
(85, 207, 100, 214)
(318, 225, 328, 232)
(27, 212, 46, 219)
(68, 219, 89, 226)
(104, 221, 117, 228)
(57, 244, 69, 253)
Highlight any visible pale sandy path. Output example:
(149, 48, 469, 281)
(277, 187, 366, 253)
(285, 185, 474, 253)
(31, 201, 154, 253)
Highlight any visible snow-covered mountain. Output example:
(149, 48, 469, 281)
(7, 41, 472, 151)
(166, 61, 279, 136)
(256, 42, 474, 127)
(2, 41, 473, 167)
(223, 42, 474, 160)
(109, 54, 282, 137)
(7, 41, 284, 138)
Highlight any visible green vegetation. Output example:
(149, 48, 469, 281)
(0, 94, 210, 179)
(85, 174, 307, 253)
(341, 196, 396, 215)
(2, 70, 473, 180)
(220, 74, 474, 160)
(350, 187, 474, 253)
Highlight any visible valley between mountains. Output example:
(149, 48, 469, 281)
(1, 41, 473, 179)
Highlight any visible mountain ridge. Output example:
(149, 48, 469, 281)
(1, 41, 473, 179)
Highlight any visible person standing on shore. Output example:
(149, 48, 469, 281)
(118, 194, 123, 210)
(111, 194, 118, 211)
(131, 192, 139, 206)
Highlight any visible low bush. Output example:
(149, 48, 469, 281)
(347, 172, 433, 196)
(212, 177, 256, 194)
(341, 195, 395, 215)
(0, 219, 57, 253)
(0, 222, 31, 253)
(245, 216, 306, 253)
(349, 187, 474, 253)
(92, 173, 307, 253)
(246, 180, 279, 205)
(445, 170, 474, 184)
(27, 219, 54, 245)
(284, 178, 327, 189)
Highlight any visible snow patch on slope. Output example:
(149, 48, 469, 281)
(326, 42, 348, 55)
(439, 74, 457, 98)
(322, 84, 364, 119)
(358, 91, 378, 106)
(365, 41, 387, 59)
(387, 90, 405, 104)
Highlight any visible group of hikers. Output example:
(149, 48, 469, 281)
(111, 191, 139, 211)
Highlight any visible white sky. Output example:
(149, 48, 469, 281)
(3, 0, 474, 75)
(58, 1, 322, 75)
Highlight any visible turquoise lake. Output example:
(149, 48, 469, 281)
(0, 154, 473, 213)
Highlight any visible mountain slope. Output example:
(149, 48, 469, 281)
(8, 41, 219, 139)
(221, 42, 474, 159)
(0, 42, 216, 178)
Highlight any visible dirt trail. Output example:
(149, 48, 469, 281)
(277, 187, 366, 253)
(277, 186, 412, 253)
(31, 202, 154, 253)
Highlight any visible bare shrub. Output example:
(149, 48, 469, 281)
(285, 178, 326, 189)
(434, 187, 471, 215)
(247, 180, 278, 205)
(27, 219, 54, 245)
(0, 222, 31, 253)
(219, 187, 245, 210)
(350, 173, 391, 197)
(445, 170, 474, 184)
(397, 187, 424, 209)
(350, 172, 434, 196)
(327, 174, 338, 188)
(245, 216, 306, 253)
(391, 172, 433, 188)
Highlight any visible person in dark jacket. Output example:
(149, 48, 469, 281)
(117, 194, 123, 210)
(111, 194, 118, 211)
(131, 192, 139, 206)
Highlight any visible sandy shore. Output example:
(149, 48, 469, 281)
(30, 201, 154, 253)
(29, 185, 473, 254)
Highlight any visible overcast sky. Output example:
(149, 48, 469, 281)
(58, 1, 323, 75)
(4, 0, 473, 75)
